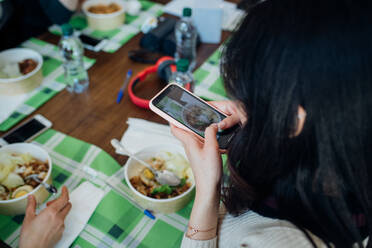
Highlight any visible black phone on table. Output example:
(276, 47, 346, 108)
(79, 34, 107, 52)
(0, 114, 52, 146)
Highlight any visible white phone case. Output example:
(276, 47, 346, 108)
(149, 83, 227, 140)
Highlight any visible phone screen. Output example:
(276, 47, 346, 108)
(153, 84, 226, 138)
(79, 34, 101, 47)
(3, 119, 46, 143)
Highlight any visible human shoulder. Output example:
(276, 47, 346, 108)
(218, 210, 326, 248)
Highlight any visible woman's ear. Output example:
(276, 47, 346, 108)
(293, 106, 306, 137)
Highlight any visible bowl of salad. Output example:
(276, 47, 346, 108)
(124, 144, 195, 213)
(0, 143, 52, 215)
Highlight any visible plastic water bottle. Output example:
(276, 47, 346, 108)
(59, 23, 89, 93)
(174, 7, 197, 71)
(170, 59, 194, 86)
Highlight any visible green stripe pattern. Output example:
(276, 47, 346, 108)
(193, 46, 229, 101)
(0, 38, 96, 132)
(0, 129, 192, 248)
(49, 1, 164, 53)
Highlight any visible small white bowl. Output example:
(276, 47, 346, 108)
(83, 0, 126, 31)
(125, 144, 195, 214)
(0, 48, 43, 95)
(0, 143, 52, 215)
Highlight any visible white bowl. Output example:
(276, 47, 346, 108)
(124, 144, 195, 214)
(83, 0, 126, 31)
(0, 48, 43, 95)
(0, 143, 52, 215)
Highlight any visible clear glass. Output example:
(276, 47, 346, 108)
(170, 70, 194, 87)
(174, 16, 197, 71)
(59, 34, 89, 93)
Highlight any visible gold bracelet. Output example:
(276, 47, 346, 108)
(186, 225, 217, 238)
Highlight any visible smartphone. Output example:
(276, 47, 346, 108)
(0, 114, 52, 146)
(79, 34, 108, 52)
(150, 83, 240, 149)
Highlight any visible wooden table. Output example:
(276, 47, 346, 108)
(0, 7, 233, 166)
(0, 2, 243, 247)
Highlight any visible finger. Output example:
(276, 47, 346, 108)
(46, 198, 58, 207)
(24, 195, 36, 223)
(49, 186, 69, 212)
(218, 114, 241, 130)
(204, 124, 219, 152)
(58, 202, 72, 219)
(170, 124, 202, 149)
(209, 101, 235, 115)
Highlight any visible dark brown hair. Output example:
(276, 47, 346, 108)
(221, 0, 372, 247)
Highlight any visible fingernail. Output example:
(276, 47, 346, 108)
(210, 123, 218, 129)
(218, 122, 225, 129)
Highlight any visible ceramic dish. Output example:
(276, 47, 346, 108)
(83, 0, 126, 31)
(0, 143, 52, 215)
(124, 144, 195, 214)
(0, 48, 43, 95)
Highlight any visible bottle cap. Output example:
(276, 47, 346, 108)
(176, 59, 189, 72)
(183, 7, 192, 17)
(61, 23, 73, 36)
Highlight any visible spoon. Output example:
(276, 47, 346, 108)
(111, 139, 181, 186)
(25, 174, 58, 194)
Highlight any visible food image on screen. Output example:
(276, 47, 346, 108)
(155, 86, 225, 137)
(182, 104, 221, 133)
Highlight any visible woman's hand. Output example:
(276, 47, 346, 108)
(209, 100, 247, 130)
(171, 100, 244, 191)
(171, 100, 246, 240)
(19, 186, 72, 248)
(171, 123, 222, 194)
(171, 124, 221, 240)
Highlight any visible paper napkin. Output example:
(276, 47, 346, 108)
(55, 181, 105, 248)
(118, 117, 182, 154)
(163, 0, 244, 31)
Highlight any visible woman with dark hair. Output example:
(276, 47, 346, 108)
(172, 0, 372, 247)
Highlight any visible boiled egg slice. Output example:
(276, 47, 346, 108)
(12, 185, 33, 199)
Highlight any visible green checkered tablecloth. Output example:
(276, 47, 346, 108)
(0, 129, 193, 248)
(0, 38, 96, 132)
(49, 1, 163, 53)
(193, 46, 228, 101)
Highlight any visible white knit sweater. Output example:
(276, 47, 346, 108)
(181, 209, 328, 248)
